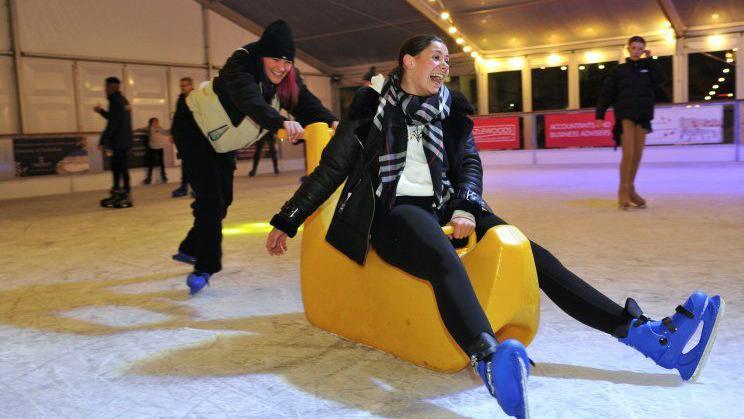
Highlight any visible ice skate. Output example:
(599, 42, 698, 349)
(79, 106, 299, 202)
(186, 271, 211, 295)
(619, 292, 725, 381)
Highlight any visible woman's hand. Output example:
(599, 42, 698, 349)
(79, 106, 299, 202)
(331, 121, 339, 130)
(447, 216, 475, 240)
(283, 120, 304, 144)
(266, 227, 289, 256)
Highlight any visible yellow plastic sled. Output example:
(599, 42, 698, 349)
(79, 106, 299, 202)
(279, 122, 540, 372)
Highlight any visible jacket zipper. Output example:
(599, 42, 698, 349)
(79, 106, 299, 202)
(338, 134, 366, 214)
(363, 180, 375, 264)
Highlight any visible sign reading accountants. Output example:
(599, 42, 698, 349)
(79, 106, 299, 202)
(472, 116, 520, 150)
(545, 111, 615, 148)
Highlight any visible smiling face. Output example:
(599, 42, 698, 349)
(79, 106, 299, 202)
(627, 41, 645, 60)
(262, 57, 292, 84)
(401, 41, 450, 96)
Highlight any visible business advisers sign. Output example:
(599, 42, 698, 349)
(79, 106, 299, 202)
(545, 111, 615, 148)
(646, 105, 723, 145)
(472, 115, 520, 150)
(13, 136, 89, 177)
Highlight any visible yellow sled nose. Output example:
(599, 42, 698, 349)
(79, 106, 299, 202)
(278, 122, 540, 372)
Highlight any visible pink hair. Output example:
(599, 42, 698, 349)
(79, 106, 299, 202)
(276, 66, 299, 111)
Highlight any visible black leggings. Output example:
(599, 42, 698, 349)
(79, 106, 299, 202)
(251, 136, 278, 172)
(146, 148, 166, 180)
(370, 197, 627, 355)
(110, 148, 130, 193)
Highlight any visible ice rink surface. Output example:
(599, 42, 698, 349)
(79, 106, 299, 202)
(1, 159, 742, 418)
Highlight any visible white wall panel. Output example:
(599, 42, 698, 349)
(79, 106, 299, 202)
(78, 62, 123, 132)
(16, 0, 204, 64)
(1, 0, 11, 52)
(125, 65, 168, 130)
(22, 58, 76, 133)
(0, 56, 19, 134)
(208, 11, 259, 66)
(207, 10, 320, 74)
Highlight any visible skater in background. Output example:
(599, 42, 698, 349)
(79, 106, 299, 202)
(143, 117, 168, 184)
(596, 36, 665, 209)
(171, 77, 195, 198)
(95, 76, 134, 209)
(266, 34, 724, 419)
(172, 20, 337, 295)
(248, 132, 279, 176)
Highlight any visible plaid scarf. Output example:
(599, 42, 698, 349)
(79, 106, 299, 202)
(373, 73, 453, 209)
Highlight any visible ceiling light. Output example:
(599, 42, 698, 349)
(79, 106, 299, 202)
(560, 66, 567, 71)
(708, 35, 724, 49)
(709, 91, 716, 95)
(704, 96, 711, 100)
(726, 58, 734, 63)
(712, 13, 719, 19)
(579, 65, 586, 70)
(728, 93, 734, 97)
(456, 37, 464, 44)
(723, 68, 730, 73)
(719, 77, 725, 82)
(471, 51, 479, 58)
(598, 64, 605, 69)
(713, 84, 719, 89)
(652, 56, 658, 59)
(448, 26, 457, 34)
(547, 53, 562, 66)
(540, 66, 546, 70)
(463, 45, 472, 53)
(663, 20, 671, 28)
(440, 11, 450, 20)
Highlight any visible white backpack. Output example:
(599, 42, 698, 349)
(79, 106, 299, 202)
(186, 80, 280, 153)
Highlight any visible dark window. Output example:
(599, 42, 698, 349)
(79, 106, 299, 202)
(488, 71, 522, 113)
(446, 74, 478, 109)
(580, 60, 619, 108)
(531, 66, 568, 111)
(653, 55, 673, 103)
(689, 50, 736, 102)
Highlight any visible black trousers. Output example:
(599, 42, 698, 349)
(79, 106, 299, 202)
(370, 197, 627, 355)
(175, 112, 236, 274)
(146, 148, 166, 180)
(251, 136, 278, 173)
(110, 148, 130, 193)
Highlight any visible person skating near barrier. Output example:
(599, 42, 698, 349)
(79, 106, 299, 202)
(172, 20, 337, 295)
(596, 36, 666, 209)
(95, 76, 134, 209)
(171, 77, 195, 198)
(266, 35, 724, 418)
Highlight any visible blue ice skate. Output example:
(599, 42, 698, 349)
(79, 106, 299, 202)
(474, 339, 530, 419)
(172, 252, 196, 265)
(620, 292, 725, 381)
(186, 271, 211, 295)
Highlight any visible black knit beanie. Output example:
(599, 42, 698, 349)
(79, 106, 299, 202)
(258, 20, 295, 62)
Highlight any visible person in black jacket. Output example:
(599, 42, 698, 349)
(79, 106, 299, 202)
(266, 35, 722, 418)
(596, 36, 665, 209)
(171, 77, 195, 198)
(172, 20, 337, 295)
(95, 77, 134, 208)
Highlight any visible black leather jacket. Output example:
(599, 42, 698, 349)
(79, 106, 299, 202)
(596, 57, 666, 121)
(270, 87, 489, 265)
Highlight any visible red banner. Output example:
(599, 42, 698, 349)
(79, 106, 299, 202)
(472, 116, 520, 150)
(545, 111, 615, 148)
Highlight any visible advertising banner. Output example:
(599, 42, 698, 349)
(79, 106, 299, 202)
(13, 136, 89, 177)
(545, 111, 616, 148)
(472, 116, 520, 150)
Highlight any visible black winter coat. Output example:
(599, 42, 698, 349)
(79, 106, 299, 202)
(270, 87, 489, 265)
(98, 91, 133, 150)
(596, 57, 666, 121)
(212, 43, 336, 130)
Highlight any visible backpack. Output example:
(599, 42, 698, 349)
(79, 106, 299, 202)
(186, 80, 280, 153)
